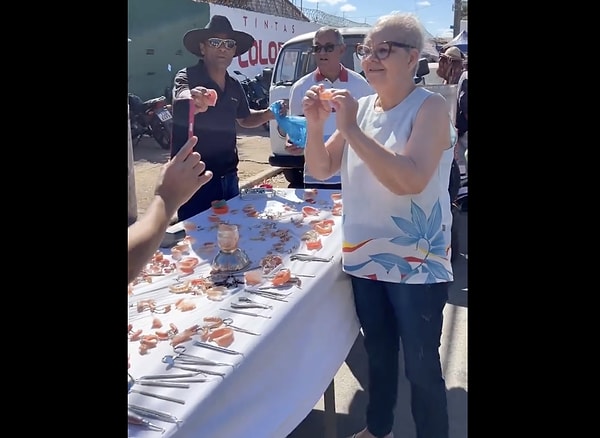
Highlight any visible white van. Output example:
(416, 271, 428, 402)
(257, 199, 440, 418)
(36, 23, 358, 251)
(261, 27, 449, 187)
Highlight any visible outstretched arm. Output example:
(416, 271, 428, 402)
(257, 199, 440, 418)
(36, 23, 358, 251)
(127, 137, 213, 284)
(237, 108, 275, 128)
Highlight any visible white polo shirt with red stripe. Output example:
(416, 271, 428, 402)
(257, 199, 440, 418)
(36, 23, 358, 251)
(288, 64, 373, 186)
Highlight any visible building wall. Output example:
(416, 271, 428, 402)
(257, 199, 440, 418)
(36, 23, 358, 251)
(128, 0, 320, 101)
(128, 0, 210, 100)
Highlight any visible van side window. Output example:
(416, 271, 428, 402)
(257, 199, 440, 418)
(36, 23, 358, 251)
(341, 38, 367, 76)
(276, 50, 300, 83)
(352, 52, 363, 76)
(280, 52, 298, 82)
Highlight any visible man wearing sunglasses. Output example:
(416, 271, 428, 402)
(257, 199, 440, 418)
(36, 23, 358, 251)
(286, 26, 373, 189)
(171, 15, 278, 221)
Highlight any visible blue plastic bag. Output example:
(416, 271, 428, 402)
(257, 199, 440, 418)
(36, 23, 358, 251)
(269, 101, 307, 148)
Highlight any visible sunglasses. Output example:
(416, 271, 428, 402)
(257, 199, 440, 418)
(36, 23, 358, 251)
(206, 38, 237, 50)
(311, 43, 340, 53)
(355, 41, 416, 61)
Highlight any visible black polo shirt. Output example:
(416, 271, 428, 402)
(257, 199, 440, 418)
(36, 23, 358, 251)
(173, 60, 250, 177)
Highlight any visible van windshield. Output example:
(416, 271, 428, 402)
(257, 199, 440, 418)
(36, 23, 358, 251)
(273, 34, 367, 85)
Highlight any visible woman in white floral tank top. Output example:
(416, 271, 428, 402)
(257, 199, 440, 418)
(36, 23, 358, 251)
(302, 12, 454, 438)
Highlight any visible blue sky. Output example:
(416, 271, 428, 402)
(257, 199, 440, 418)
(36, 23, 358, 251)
(293, 0, 456, 38)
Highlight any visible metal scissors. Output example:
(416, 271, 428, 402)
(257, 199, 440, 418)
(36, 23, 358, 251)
(203, 317, 261, 336)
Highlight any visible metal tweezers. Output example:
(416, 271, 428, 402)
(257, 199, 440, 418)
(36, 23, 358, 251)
(231, 299, 272, 310)
(245, 290, 289, 302)
(193, 340, 243, 355)
(289, 253, 333, 262)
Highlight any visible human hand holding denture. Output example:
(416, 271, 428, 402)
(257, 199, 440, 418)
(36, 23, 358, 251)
(190, 86, 218, 114)
(325, 88, 358, 134)
(302, 84, 333, 125)
(318, 87, 337, 101)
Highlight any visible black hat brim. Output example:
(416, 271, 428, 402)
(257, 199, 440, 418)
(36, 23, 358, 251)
(183, 29, 254, 57)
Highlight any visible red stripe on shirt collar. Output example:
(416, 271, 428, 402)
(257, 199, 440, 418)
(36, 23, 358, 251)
(314, 64, 348, 82)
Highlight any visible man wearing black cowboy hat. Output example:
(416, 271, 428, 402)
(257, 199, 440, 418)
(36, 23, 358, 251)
(172, 15, 279, 221)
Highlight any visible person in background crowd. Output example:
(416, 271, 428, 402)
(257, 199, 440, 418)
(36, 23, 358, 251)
(455, 68, 468, 172)
(284, 26, 373, 189)
(172, 15, 277, 221)
(436, 46, 464, 85)
(302, 12, 453, 438)
(128, 136, 212, 284)
(437, 44, 467, 216)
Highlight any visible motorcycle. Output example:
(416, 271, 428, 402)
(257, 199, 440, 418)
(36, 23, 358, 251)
(128, 93, 173, 150)
(234, 70, 270, 132)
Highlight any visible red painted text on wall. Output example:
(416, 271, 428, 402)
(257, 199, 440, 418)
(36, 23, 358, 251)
(238, 40, 284, 68)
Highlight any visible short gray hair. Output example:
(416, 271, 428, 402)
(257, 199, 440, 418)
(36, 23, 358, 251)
(313, 26, 345, 45)
(369, 12, 425, 53)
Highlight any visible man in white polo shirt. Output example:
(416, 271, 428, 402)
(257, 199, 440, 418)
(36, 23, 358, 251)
(286, 26, 373, 189)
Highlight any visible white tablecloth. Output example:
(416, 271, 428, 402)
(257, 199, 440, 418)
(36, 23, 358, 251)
(128, 189, 360, 438)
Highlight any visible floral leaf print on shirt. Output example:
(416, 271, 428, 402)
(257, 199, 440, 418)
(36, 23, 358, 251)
(390, 199, 446, 257)
(390, 199, 451, 281)
(344, 199, 451, 282)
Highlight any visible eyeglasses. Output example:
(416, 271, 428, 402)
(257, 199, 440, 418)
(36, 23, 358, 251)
(311, 43, 340, 53)
(355, 41, 416, 61)
(206, 38, 237, 50)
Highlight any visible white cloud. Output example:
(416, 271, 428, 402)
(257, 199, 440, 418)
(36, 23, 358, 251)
(436, 28, 454, 38)
(340, 4, 357, 12)
(417, 1, 431, 6)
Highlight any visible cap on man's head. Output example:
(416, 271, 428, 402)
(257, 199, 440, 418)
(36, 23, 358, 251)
(441, 46, 464, 61)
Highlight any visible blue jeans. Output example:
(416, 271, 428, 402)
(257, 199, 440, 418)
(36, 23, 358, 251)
(351, 277, 449, 438)
(177, 172, 239, 221)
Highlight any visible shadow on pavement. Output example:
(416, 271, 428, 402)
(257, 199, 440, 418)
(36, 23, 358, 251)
(290, 334, 468, 438)
(237, 125, 270, 138)
(449, 211, 468, 308)
(132, 136, 170, 164)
